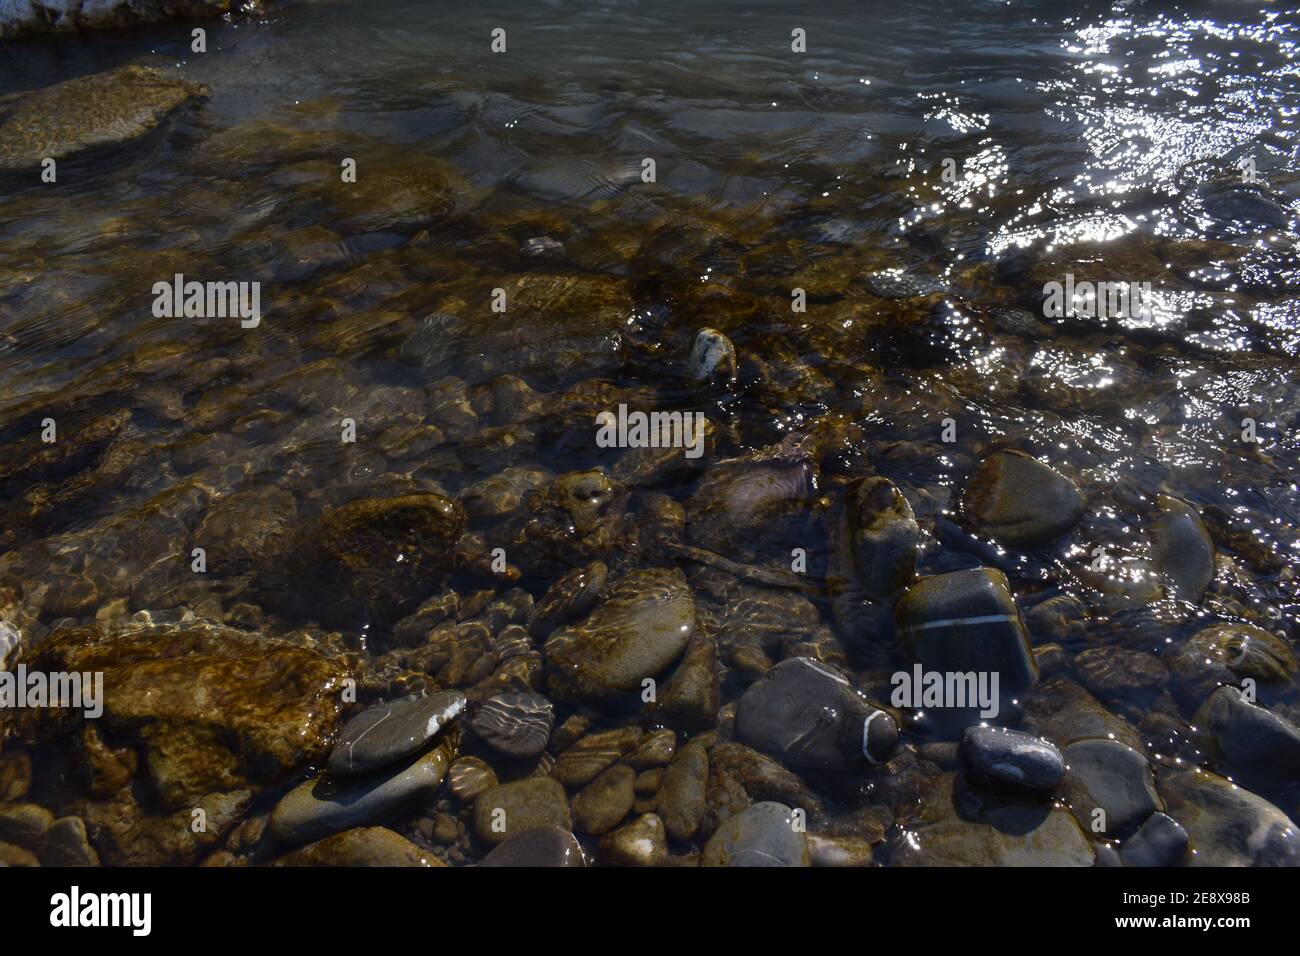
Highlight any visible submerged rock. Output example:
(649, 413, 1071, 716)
(1120, 812, 1189, 868)
(658, 740, 709, 842)
(895, 568, 1038, 729)
(701, 801, 810, 867)
(961, 450, 1085, 547)
(735, 657, 898, 770)
(1168, 623, 1297, 708)
(274, 827, 440, 867)
(327, 691, 466, 776)
(270, 739, 454, 847)
(571, 764, 636, 835)
(1158, 769, 1300, 866)
(1150, 495, 1215, 602)
(1194, 685, 1300, 791)
(480, 825, 586, 867)
(962, 726, 1064, 791)
(598, 813, 668, 866)
(0, 66, 206, 170)
(528, 561, 607, 639)
(829, 476, 919, 641)
(643, 633, 719, 731)
(1060, 738, 1162, 837)
(467, 693, 554, 759)
(473, 777, 572, 847)
(687, 328, 738, 386)
(544, 568, 696, 704)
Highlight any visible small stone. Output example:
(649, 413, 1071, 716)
(36, 816, 100, 867)
(270, 741, 454, 847)
(273, 827, 440, 867)
(468, 693, 554, 759)
(1076, 647, 1168, 702)
(687, 328, 738, 386)
(1194, 685, 1300, 790)
(521, 236, 565, 259)
(961, 449, 1085, 547)
(529, 561, 607, 639)
(448, 756, 498, 803)
(480, 825, 586, 866)
(962, 726, 1064, 791)
(658, 740, 709, 842)
(701, 802, 809, 867)
(1120, 812, 1189, 867)
(0, 841, 38, 867)
(644, 634, 719, 731)
(327, 691, 465, 775)
(634, 769, 663, 796)
(624, 729, 677, 769)
(598, 813, 668, 867)
(1060, 738, 1162, 837)
(571, 765, 636, 835)
(474, 777, 571, 847)
(0, 802, 53, 850)
(552, 727, 642, 787)
(1168, 623, 1298, 708)
(1158, 769, 1300, 866)
(1151, 495, 1215, 602)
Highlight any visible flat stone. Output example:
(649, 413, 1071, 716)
(274, 827, 442, 867)
(480, 825, 586, 867)
(962, 726, 1064, 791)
(467, 693, 554, 759)
(269, 741, 453, 847)
(701, 802, 809, 867)
(571, 764, 636, 835)
(1060, 738, 1162, 837)
(328, 691, 465, 775)
(961, 449, 1085, 547)
(658, 740, 709, 842)
(473, 777, 572, 847)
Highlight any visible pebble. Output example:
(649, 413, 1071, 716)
(1159, 769, 1300, 866)
(447, 756, 498, 803)
(634, 769, 663, 796)
(553, 727, 643, 787)
(1060, 738, 1163, 837)
(1150, 495, 1215, 602)
(701, 802, 810, 867)
(327, 691, 466, 775)
(644, 634, 719, 731)
(473, 777, 572, 847)
(480, 825, 586, 866)
(735, 656, 898, 770)
(1075, 647, 1168, 702)
(624, 729, 677, 769)
(658, 740, 709, 842)
(598, 813, 668, 867)
(528, 561, 607, 639)
(274, 826, 441, 867)
(687, 328, 738, 386)
(270, 741, 454, 846)
(571, 764, 636, 835)
(961, 726, 1064, 791)
(468, 693, 554, 759)
(1120, 812, 1189, 867)
(1194, 685, 1300, 789)
(961, 449, 1085, 547)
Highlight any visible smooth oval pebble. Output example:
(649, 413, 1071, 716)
(962, 725, 1064, 791)
(468, 693, 555, 758)
(701, 801, 809, 867)
(328, 691, 466, 775)
(480, 825, 586, 867)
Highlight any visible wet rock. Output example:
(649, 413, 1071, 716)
(80, 786, 250, 866)
(194, 487, 298, 579)
(473, 777, 572, 847)
(328, 691, 466, 775)
(0, 67, 206, 171)
(1150, 496, 1215, 603)
(962, 726, 1064, 791)
(544, 568, 695, 704)
(1120, 812, 1189, 867)
(495, 470, 629, 577)
(467, 693, 554, 759)
(15, 621, 347, 808)
(571, 765, 636, 835)
(702, 743, 822, 837)
(634, 769, 663, 795)
(1189, 180, 1296, 238)
(895, 568, 1038, 729)
(687, 328, 738, 386)
(598, 813, 668, 867)
(552, 727, 643, 786)
(1194, 685, 1300, 790)
(1159, 769, 1300, 866)
(312, 493, 467, 625)
(1023, 678, 1144, 751)
(1076, 647, 1168, 703)
(1060, 738, 1162, 837)
(625, 729, 677, 769)
(702, 802, 809, 867)
(1168, 623, 1298, 708)
(274, 826, 440, 867)
(735, 657, 898, 770)
(35, 816, 100, 867)
(0, 802, 52, 849)
(961, 450, 1085, 547)
(269, 739, 454, 847)
(528, 561, 607, 639)
(0, 749, 31, 801)
(391, 591, 460, 647)
(460, 467, 550, 522)
(326, 157, 463, 233)
(658, 740, 709, 842)
(444, 759, 493, 806)
(480, 825, 586, 866)
(644, 634, 719, 731)
(829, 476, 920, 641)
(0, 842, 37, 867)
(1023, 594, 1087, 643)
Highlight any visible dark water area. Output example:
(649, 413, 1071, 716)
(0, 0, 1298, 868)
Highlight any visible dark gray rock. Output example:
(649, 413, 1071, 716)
(1194, 685, 1300, 790)
(1159, 769, 1300, 866)
(468, 693, 554, 759)
(961, 450, 1085, 547)
(962, 726, 1064, 791)
(327, 691, 466, 775)
(1061, 738, 1162, 837)
(701, 801, 809, 867)
(480, 825, 586, 867)
(1120, 812, 1189, 867)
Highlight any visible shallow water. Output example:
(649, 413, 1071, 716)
(1, 0, 1299, 866)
